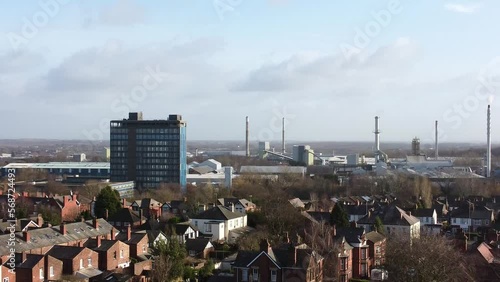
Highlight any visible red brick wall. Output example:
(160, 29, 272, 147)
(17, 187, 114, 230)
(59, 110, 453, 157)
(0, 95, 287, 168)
(17, 257, 44, 282)
(46, 255, 63, 281)
(99, 241, 130, 270)
(69, 248, 98, 274)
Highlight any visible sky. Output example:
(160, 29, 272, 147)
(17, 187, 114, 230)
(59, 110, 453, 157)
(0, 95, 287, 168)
(1, 0, 500, 144)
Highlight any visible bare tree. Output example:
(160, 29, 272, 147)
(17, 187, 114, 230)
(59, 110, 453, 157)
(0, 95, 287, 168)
(304, 221, 339, 281)
(151, 253, 173, 282)
(385, 234, 474, 282)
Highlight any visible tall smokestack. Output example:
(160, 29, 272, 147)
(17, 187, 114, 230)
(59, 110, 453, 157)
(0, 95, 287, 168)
(487, 105, 491, 177)
(435, 120, 439, 159)
(374, 116, 380, 162)
(282, 117, 285, 154)
(246, 116, 250, 157)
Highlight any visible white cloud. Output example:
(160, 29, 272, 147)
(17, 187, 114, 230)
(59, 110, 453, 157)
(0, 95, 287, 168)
(444, 3, 481, 13)
(99, 0, 146, 26)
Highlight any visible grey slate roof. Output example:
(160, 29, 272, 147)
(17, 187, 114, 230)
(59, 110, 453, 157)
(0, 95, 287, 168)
(108, 208, 145, 224)
(17, 254, 44, 269)
(192, 206, 245, 221)
(186, 238, 211, 253)
(412, 208, 435, 218)
(46, 245, 87, 260)
(357, 205, 420, 227)
(0, 219, 114, 256)
(365, 231, 386, 243)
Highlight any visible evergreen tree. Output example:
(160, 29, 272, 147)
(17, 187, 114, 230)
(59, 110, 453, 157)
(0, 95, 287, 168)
(374, 216, 385, 234)
(94, 186, 121, 218)
(152, 238, 187, 280)
(330, 202, 349, 227)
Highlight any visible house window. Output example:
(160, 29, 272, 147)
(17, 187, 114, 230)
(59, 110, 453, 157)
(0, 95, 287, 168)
(341, 258, 347, 270)
(80, 259, 84, 269)
(39, 267, 44, 279)
(242, 268, 248, 281)
(3, 278, 9, 282)
(88, 258, 92, 266)
(361, 248, 367, 259)
(205, 224, 212, 233)
(143, 245, 147, 252)
(252, 268, 259, 281)
(340, 274, 347, 282)
(271, 270, 277, 282)
(189, 250, 196, 256)
(113, 251, 117, 259)
(50, 266, 54, 277)
(120, 249, 124, 258)
(361, 263, 367, 276)
(376, 246, 381, 254)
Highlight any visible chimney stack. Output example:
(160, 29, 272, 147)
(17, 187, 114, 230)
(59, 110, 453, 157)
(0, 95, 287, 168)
(60, 223, 66, 235)
(246, 116, 250, 157)
(127, 225, 131, 241)
(374, 116, 380, 162)
(122, 198, 127, 208)
(110, 229, 116, 240)
(105, 209, 109, 220)
(72, 193, 77, 202)
(23, 231, 30, 242)
(93, 218, 98, 230)
(259, 239, 271, 254)
(435, 120, 439, 159)
(230, 203, 235, 213)
(332, 225, 337, 237)
(282, 117, 286, 154)
(96, 236, 101, 247)
(487, 105, 492, 177)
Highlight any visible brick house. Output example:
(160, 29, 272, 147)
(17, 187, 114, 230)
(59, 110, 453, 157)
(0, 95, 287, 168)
(46, 246, 99, 275)
(233, 239, 323, 282)
(17, 254, 64, 282)
(108, 207, 146, 229)
(85, 236, 131, 270)
(131, 198, 162, 219)
(0, 218, 115, 282)
(185, 238, 214, 259)
(0, 192, 83, 222)
(365, 231, 386, 268)
(116, 232, 149, 259)
(334, 226, 371, 279)
(217, 198, 256, 213)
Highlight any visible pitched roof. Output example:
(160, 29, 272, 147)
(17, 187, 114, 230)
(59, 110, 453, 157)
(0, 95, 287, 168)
(108, 208, 145, 223)
(116, 232, 148, 245)
(17, 254, 44, 269)
(477, 242, 494, 263)
(412, 208, 436, 218)
(232, 251, 259, 267)
(46, 245, 86, 260)
(186, 238, 212, 253)
(0, 219, 114, 256)
(192, 206, 245, 221)
(335, 227, 365, 245)
(365, 231, 386, 243)
(357, 205, 420, 226)
(305, 211, 330, 223)
(93, 240, 119, 252)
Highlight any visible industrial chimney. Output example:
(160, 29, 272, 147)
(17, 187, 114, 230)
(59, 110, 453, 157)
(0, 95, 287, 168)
(487, 105, 491, 177)
(435, 120, 439, 159)
(374, 116, 380, 162)
(246, 116, 250, 157)
(282, 117, 285, 154)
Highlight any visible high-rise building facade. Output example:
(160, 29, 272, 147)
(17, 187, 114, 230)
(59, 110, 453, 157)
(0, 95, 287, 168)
(110, 112, 187, 189)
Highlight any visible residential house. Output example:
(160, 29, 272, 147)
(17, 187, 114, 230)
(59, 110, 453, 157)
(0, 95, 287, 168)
(0, 192, 83, 222)
(135, 230, 168, 249)
(107, 207, 146, 229)
(130, 198, 162, 219)
(449, 204, 494, 232)
(165, 222, 199, 244)
(412, 208, 437, 225)
(232, 239, 323, 282)
(365, 231, 386, 268)
(0, 218, 40, 234)
(16, 254, 63, 282)
(85, 236, 131, 271)
(357, 205, 420, 239)
(186, 238, 214, 259)
(116, 232, 150, 260)
(169, 199, 190, 216)
(45, 246, 99, 277)
(191, 206, 247, 242)
(343, 205, 371, 223)
(334, 226, 371, 279)
(218, 198, 256, 213)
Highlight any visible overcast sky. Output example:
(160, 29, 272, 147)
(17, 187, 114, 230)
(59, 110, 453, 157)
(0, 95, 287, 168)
(1, 0, 500, 143)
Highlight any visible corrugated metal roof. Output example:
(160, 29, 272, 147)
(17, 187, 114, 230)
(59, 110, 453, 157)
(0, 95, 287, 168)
(240, 166, 306, 174)
(2, 162, 110, 169)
